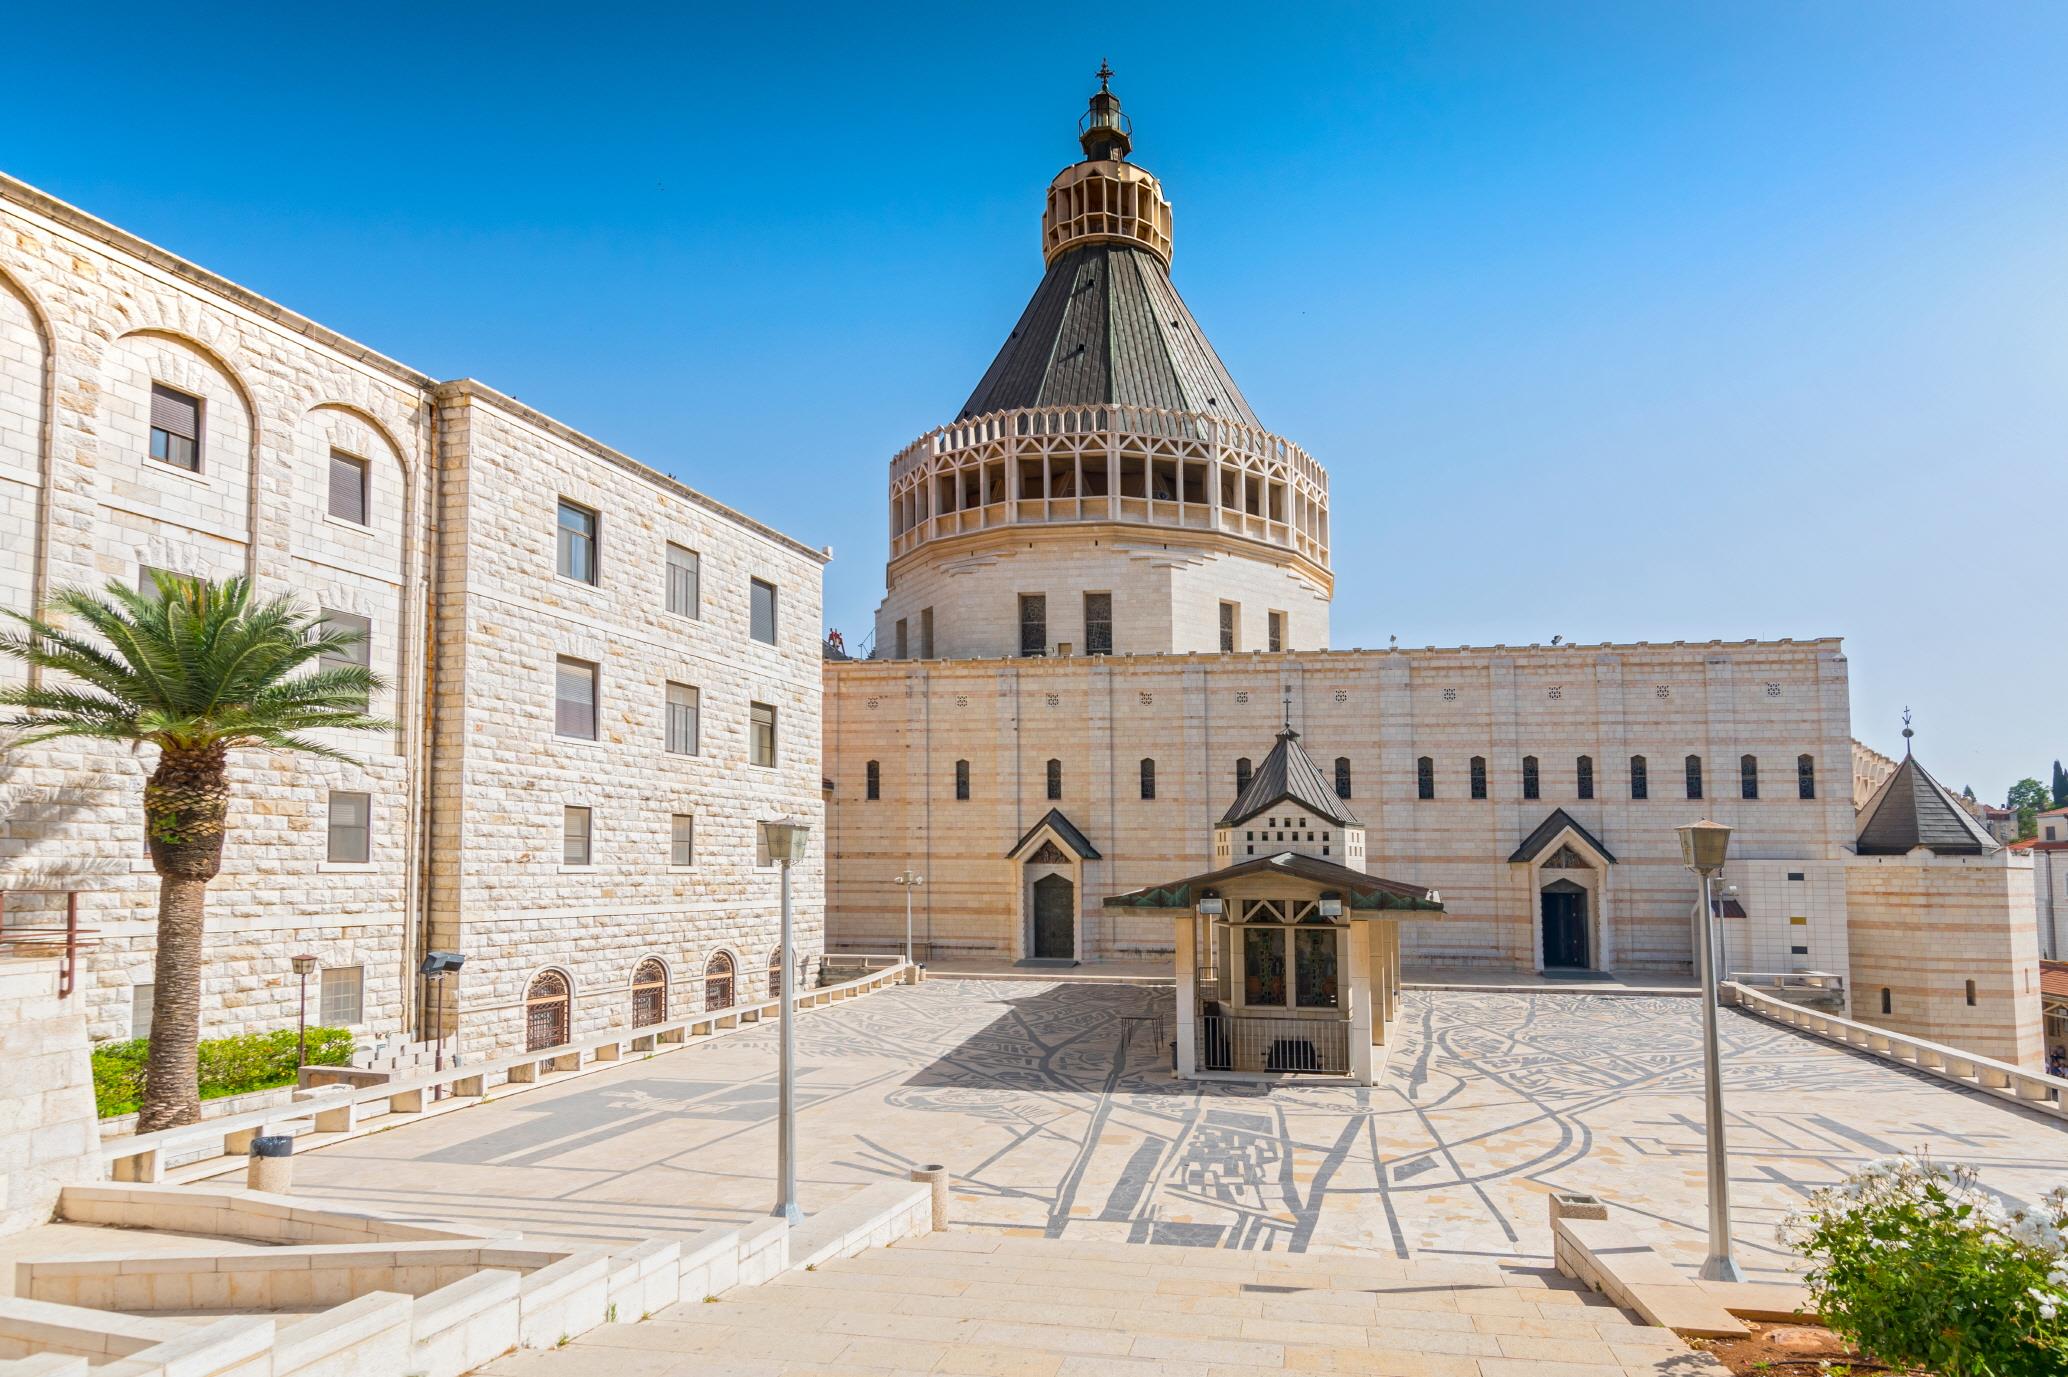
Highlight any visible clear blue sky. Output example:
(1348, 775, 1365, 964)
(8, 3, 2063, 802)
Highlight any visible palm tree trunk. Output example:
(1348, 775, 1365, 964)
(138, 743, 228, 1133)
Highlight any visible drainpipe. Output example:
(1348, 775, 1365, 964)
(408, 390, 445, 1046)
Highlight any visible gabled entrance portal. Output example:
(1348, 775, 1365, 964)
(1540, 881, 1589, 969)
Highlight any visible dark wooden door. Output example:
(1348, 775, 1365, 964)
(1032, 874, 1075, 959)
(1541, 890, 1589, 969)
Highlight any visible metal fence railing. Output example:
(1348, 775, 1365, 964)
(1196, 1010, 1349, 1075)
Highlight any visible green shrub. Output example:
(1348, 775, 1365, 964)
(1781, 1155, 2068, 1377)
(93, 1026, 354, 1119)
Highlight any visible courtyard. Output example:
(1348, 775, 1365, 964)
(249, 980, 2067, 1279)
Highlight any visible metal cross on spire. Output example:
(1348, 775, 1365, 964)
(1096, 59, 1114, 92)
(1902, 706, 1914, 754)
(1283, 690, 1293, 732)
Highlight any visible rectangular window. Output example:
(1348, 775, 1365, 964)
(1140, 757, 1155, 800)
(671, 812, 695, 866)
(1267, 610, 1285, 653)
(148, 383, 201, 471)
(136, 564, 175, 601)
(1521, 756, 1540, 801)
(328, 450, 369, 524)
(1416, 756, 1434, 800)
(750, 578, 778, 645)
(1294, 928, 1338, 1008)
(556, 500, 598, 584)
(319, 966, 364, 1026)
(955, 759, 970, 801)
(665, 543, 700, 618)
(1019, 593, 1047, 657)
(894, 618, 909, 659)
(1630, 756, 1649, 800)
(130, 983, 154, 1040)
(665, 682, 700, 755)
(750, 701, 776, 767)
(554, 657, 598, 739)
(326, 791, 371, 863)
(1083, 592, 1112, 656)
(1470, 756, 1488, 800)
(1218, 601, 1236, 653)
(1576, 755, 1594, 800)
(320, 608, 372, 709)
(1686, 755, 1704, 800)
(919, 607, 934, 659)
(563, 805, 592, 866)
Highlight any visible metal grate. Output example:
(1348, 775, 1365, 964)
(1196, 1010, 1349, 1075)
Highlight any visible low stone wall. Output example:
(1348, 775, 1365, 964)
(1547, 1192, 1808, 1340)
(0, 959, 98, 1235)
(55, 1184, 496, 1245)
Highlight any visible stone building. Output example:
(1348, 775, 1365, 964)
(823, 77, 2044, 1067)
(0, 173, 827, 1057)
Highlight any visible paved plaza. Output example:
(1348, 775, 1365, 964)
(253, 980, 2066, 1279)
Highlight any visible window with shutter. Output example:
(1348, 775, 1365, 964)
(750, 701, 776, 766)
(328, 450, 369, 524)
(326, 791, 371, 863)
(148, 383, 201, 471)
(665, 682, 700, 755)
(320, 609, 372, 709)
(555, 657, 598, 739)
(750, 579, 777, 644)
(563, 806, 592, 865)
(665, 543, 700, 617)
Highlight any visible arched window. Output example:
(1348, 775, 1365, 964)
(1469, 756, 1488, 800)
(524, 969, 571, 1051)
(1521, 756, 1540, 801)
(1740, 754, 1758, 800)
(954, 759, 970, 801)
(1685, 754, 1703, 800)
(1576, 755, 1594, 800)
(705, 952, 735, 1012)
(865, 760, 880, 801)
(1416, 756, 1434, 800)
(1235, 757, 1253, 793)
(1334, 757, 1352, 800)
(1139, 758, 1156, 800)
(631, 958, 667, 1028)
(1797, 753, 1816, 800)
(1880, 987, 1892, 1015)
(1046, 758, 1062, 801)
(768, 948, 784, 998)
(1630, 755, 1649, 800)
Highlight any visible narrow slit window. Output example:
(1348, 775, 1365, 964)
(1685, 755, 1704, 800)
(865, 760, 880, 801)
(1416, 756, 1434, 800)
(1470, 756, 1487, 800)
(954, 759, 971, 801)
(1576, 755, 1594, 800)
(1740, 754, 1759, 800)
(1139, 757, 1155, 800)
(1797, 753, 1816, 800)
(1630, 755, 1649, 800)
(1521, 755, 1540, 801)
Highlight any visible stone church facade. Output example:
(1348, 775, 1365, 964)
(0, 174, 827, 1058)
(824, 77, 2043, 1065)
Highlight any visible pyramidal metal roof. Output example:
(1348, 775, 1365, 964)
(957, 243, 1260, 426)
(1856, 752, 1999, 856)
(1219, 727, 1359, 829)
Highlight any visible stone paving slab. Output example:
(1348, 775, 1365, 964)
(245, 981, 2064, 1282)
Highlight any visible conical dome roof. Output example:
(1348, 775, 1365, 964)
(958, 72, 1260, 427)
(1856, 751, 1999, 856)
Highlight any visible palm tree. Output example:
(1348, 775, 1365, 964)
(0, 572, 391, 1131)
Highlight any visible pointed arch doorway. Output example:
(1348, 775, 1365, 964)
(1540, 878, 1590, 970)
(1031, 870, 1075, 959)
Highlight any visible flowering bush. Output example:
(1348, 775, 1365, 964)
(1779, 1155, 2068, 1377)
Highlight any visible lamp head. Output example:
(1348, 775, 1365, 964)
(1675, 819, 1733, 876)
(419, 951, 465, 977)
(760, 817, 811, 864)
(291, 954, 319, 976)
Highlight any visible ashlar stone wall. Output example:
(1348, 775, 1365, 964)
(826, 637, 1859, 975)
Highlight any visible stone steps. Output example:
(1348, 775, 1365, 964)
(480, 1230, 1722, 1376)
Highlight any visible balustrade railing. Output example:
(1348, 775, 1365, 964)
(99, 959, 912, 1185)
(1724, 981, 2066, 1118)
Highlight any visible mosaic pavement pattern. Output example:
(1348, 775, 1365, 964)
(264, 981, 2067, 1279)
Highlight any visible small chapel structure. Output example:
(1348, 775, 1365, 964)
(1106, 721, 1445, 1084)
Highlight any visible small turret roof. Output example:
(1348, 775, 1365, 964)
(1856, 753, 1999, 856)
(1219, 726, 1358, 829)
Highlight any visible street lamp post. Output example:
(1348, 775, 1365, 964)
(1676, 818, 1742, 1283)
(891, 870, 924, 966)
(290, 954, 319, 1068)
(762, 817, 812, 1225)
(418, 952, 466, 1100)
